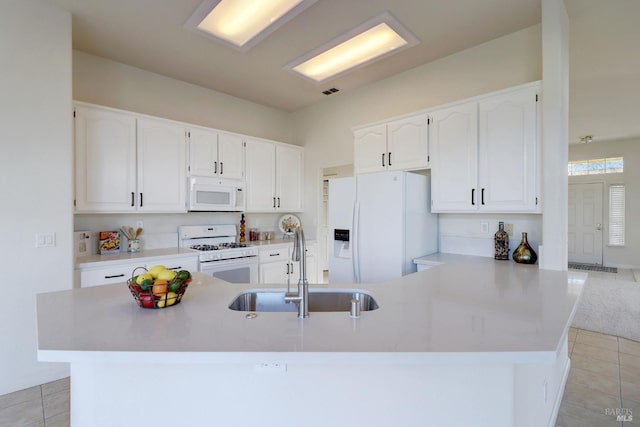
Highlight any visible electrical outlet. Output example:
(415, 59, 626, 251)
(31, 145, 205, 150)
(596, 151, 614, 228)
(255, 362, 287, 373)
(480, 222, 489, 234)
(136, 220, 144, 230)
(504, 223, 514, 236)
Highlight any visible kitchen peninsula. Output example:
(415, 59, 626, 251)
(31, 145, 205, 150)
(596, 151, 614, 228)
(37, 254, 586, 427)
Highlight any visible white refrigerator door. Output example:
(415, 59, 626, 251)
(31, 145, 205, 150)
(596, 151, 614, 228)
(356, 172, 405, 283)
(328, 177, 356, 284)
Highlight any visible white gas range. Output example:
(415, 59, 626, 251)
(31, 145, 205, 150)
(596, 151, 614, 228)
(179, 224, 258, 284)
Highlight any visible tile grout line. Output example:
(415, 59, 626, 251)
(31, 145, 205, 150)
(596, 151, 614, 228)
(39, 384, 45, 427)
(617, 336, 624, 427)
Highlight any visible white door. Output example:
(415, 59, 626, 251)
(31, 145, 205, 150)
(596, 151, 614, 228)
(478, 86, 538, 212)
(387, 114, 429, 171)
(245, 138, 277, 211)
(353, 124, 387, 174)
(74, 105, 137, 212)
(276, 144, 303, 212)
(188, 127, 218, 177)
(137, 117, 187, 212)
(568, 183, 603, 264)
(356, 172, 405, 283)
(429, 102, 478, 212)
(217, 132, 244, 180)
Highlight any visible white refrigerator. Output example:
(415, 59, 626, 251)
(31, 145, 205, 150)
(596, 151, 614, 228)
(328, 171, 438, 284)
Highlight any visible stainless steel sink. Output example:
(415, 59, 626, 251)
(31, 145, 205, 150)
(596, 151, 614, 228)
(228, 290, 379, 312)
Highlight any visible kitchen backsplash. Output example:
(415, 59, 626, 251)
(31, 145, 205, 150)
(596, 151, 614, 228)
(438, 213, 542, 258)
(74, 212, 287, 255)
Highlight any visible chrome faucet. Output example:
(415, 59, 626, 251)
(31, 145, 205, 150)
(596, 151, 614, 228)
(284, 226, 309, 318)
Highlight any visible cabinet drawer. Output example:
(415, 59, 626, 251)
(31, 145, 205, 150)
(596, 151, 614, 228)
(80, 264, 138, 288)
(146, 256, 198, 273)
(259, 247, 290, 263)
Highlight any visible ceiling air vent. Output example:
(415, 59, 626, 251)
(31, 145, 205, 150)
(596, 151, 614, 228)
(322, 88, 340, 95)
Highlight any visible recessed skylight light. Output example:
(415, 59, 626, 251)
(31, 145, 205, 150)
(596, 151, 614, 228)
(185, 0, 317, 52)
(285, 12, 419, 83)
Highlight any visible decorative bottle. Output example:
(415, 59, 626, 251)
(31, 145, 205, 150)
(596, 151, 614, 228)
(512, 232, 537, 264)
(494, 222, 509, 260)
(239, 214, 246, 243)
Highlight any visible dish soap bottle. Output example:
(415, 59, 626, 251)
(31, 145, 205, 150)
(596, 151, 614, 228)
(494, 221, 509, 260)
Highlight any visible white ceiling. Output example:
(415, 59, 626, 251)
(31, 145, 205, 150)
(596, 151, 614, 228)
(49, 0, 640, 144)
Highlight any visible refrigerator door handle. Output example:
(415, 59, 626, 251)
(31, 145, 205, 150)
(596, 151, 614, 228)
(352, 201, 361, 283)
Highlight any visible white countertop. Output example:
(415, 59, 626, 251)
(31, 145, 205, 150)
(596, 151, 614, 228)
(39, 254, 586, 365)
(75, 248, 199, 269)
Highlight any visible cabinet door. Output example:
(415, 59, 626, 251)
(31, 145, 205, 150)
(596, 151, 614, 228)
(353, 124, 387, 174)
(387, 114, 429, 171)
(478, 86, 538, 212)
(74, 105, 136, 212)
(245, 138, 277, 211)
(218, 132, 244, 180)
(429, 102, 478, 212)
(259, 260, 290, 284)
(276, 144, 303, 212)
(137, 117, 187, 212)
(189, 127, 218, 177)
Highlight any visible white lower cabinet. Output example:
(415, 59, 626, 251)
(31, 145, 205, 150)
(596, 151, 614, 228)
(145, 255, 198, 273)
(77, 253, 199, 288)
(258, 242, 318, 285)
(79, 261, 140, 288)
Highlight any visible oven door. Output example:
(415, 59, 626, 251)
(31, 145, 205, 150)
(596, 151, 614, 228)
(199, 257, 258, 284)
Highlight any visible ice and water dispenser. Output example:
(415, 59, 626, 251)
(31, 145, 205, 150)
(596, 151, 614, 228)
(333, 229, 351, 259)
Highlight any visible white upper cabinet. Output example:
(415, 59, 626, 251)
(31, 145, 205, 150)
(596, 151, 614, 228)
(354, 114, 429, 175)
(429, 83, 540, 213)
(75, 104, 137, 212)
(478, 86, 538, 212)
(188, 127, 244, 180)
(354, 124, 387, 174)
(136, 117, 187, 212)
(276, 144, 303, 212)
(74, 103, 187, 213)
(245, 137, 303, 212)
(429, 102, 479, 212)
(245, 137, 277, 211)
(387, 114, 430, 171)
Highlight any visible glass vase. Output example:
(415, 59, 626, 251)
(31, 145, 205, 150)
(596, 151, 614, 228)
(512, 232, 537, 264)
(494, 221, 509, 260)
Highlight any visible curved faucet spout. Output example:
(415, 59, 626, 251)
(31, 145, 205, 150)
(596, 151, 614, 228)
(284, 225, 309, 318)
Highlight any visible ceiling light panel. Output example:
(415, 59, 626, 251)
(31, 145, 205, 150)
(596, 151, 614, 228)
(185, 0, 317, 52)
(285, 12, 419, 83)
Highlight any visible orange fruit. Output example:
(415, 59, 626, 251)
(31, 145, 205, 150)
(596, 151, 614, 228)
(152, 280, 168, 296)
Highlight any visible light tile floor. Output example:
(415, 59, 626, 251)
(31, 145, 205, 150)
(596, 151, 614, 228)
(557, 328, 639, 427)
(0, 377, 69, 427)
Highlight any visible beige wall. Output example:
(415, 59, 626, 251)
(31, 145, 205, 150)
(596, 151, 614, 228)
(569, 138, 640, 268)
(73, 51, 295, 144)
(0, 0, 73, 394)
(292, 25, 543, 245)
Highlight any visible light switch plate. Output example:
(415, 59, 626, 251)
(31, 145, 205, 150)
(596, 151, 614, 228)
(36, 232, 56, 248)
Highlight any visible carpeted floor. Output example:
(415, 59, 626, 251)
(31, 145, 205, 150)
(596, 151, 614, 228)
(571, 269, 640, 342)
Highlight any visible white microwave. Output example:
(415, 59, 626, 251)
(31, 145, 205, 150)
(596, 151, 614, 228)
(188, 176, 245, 212)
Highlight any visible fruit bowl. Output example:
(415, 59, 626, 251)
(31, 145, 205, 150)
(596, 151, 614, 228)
(127, 266, 192, 309)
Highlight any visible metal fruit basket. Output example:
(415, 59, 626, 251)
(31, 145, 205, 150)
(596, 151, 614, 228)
(127, 267, 192, 309)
